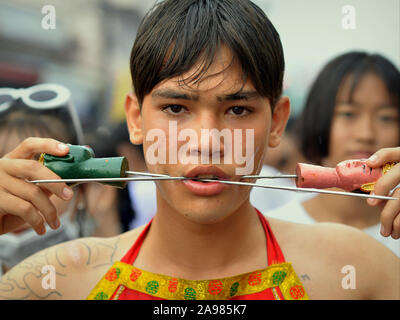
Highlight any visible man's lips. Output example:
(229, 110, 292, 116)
(181, 166, 231, 196)
(184, 166, 231, 180)
(182, 179, 228, 196)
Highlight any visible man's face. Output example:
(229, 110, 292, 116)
(126, 47, 289, 224)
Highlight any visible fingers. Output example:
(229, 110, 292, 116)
(4, 137, 70, 160)
(391, 211, 400, 239)
(0, 159, 74, 234)
(0, 175, 60, 230)
(0, 213, 27, 235)
(366, 147, 400, 207)
(1, 159, 74, 202)
(379, 188, 400, 239)
(0, 191, 46, 235)
(0, 138, 74, 235)
(366, 147, 400, 168)
(365, 147, 400, 239)
(367, 162, 400, 206)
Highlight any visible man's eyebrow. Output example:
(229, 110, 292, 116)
(217, 91, 261, 101)
(151, 89, 199, 101)
(151, 88, 261, 102)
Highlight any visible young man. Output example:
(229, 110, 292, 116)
(0, 0, 399, 300)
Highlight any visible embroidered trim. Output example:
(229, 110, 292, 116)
(87, 261, 309, 300)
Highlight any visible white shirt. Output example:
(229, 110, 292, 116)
(127, 181, 157, 229)
(264, 200, 400, 258)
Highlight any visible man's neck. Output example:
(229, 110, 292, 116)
(134, 196, 268, 280)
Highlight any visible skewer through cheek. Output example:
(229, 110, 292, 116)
(29, 145, 398, 201)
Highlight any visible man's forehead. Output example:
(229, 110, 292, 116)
(152, 44, 258, 96)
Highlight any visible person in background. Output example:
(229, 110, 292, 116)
(0, 84, 119, 276)
(265, 51, 400, 257)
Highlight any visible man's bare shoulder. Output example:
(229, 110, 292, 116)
(0, 225, 145, 300)
(267, 217, 400, 299)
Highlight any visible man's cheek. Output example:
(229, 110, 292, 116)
(235, 130, 265, 176)
(232, 128, 254, 176)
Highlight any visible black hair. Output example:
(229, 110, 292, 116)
(297, 51, 400, 164)
(130, 0, 284, 108)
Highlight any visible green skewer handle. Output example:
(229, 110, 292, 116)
(39, 144, 129, 188)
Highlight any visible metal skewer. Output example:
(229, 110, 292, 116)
(241, 174, 298, 179)
(126, 171, 298, 180)
(197, 179, 398, 201)
(124, 172, 397, 200)
(29, 175, 397, 201)
(126, 171, 168, 177)
(29, 176, 188, 184)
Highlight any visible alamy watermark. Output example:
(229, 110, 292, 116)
(41, 265, 56, 290)
(341, 265, 356, 289)
(341, 5, 356, 30)
(145, 120, 255, 175)
(41, 5, 56, 30)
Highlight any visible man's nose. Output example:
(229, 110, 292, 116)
(188, 112, 228, 163)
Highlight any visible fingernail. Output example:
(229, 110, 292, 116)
(380, 225, 387, 237)
(63, 187, 73, 199)
(52, 218, 60, 229)
(368, 154, 378, 163)
(58, 143, 69, 152)
(38, 224, 46, 235)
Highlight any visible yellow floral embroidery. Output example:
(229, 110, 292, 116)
(87, 261, 309, 300)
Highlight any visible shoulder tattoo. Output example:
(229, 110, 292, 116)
(0, 236, 121, 300)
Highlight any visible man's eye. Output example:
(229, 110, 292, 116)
(227, 106, 251, 116)
(162, 104, 186, 115)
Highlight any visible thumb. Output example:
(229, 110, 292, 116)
(4, 137, 70, 160)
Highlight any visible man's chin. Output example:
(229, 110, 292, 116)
(156, 180, 249, 223)
(177, 209, 233, 225)
(166, 197, 246, 225)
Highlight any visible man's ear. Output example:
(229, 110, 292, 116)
(125, 93, 143, 145)
(268, 96, 290, 148)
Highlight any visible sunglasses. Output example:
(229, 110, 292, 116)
(0, 83, 85, 145)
